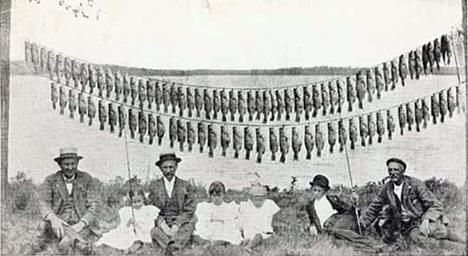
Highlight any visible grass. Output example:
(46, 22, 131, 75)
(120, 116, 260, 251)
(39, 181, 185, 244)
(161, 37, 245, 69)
(1, 172, 466, 256)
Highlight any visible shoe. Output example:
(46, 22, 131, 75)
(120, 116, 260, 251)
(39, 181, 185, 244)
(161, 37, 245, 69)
(74, 240, 93, 255)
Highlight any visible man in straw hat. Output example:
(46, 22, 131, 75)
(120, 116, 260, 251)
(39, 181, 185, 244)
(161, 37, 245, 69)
(149, 152, 196, 256)
(30, 147, 100, 254)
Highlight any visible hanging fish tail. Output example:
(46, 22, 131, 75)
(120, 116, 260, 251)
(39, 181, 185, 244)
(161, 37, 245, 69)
(408, 123, 412, 131)
(368, 136, 372, 145)
(306, 151, 311, 160)
(271, 153, 276, 161)
(179, 143, 184, 152)
(293, 152, 298, 161)
(234, 150, 239, 159)
(246, 150, 251, 160)
(388, 131, 392, 140)
(358, 100, 363, 109)
(350, 141, 355, 149)
(361, 137, 365, 146)
(317, 149, 321, 157)
(209, 148, 214, 158)
(199, 145, 204, 153)
(329, 145, 334, 154)
(257, 154, 262, 163)
(400, 127, 403, 135)
(378, 135, 382, 143)
(88, 118, 92, 126)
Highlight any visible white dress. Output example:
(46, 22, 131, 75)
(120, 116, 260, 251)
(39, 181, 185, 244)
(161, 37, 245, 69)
(194, 201, 243, 245)
(95, 205, 160, 250)
(239, 199, 280, 240)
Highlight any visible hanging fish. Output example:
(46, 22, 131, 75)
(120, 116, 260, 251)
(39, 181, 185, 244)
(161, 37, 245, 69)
(64, 57, 72, 85)
(303, 85, 313, 119)
(291, 127, 302, 161)
(55, 54, 64, 84)
(276, 90, 285, 121)
(366, 69, 376, 102)
(427, 42, 434, 74)
(148, 114, 156, 145)
(138, 111, 147, 143)
(376, 111, 385, 143)
(441, 34, 451, 65)
(98, 100, 107, 131)
(108, 103, 117, 133)
(285, 88, 293, 121)
(212, 89, 220, 120)
(170, 83, 178, 114)
(40, 47, 47, 73)
(122, 73, 130, 103)
(433, 38, 441, 71)
(414, 100, 422, 132)
(229, 90, 238, 121)
(51, 82, 58, 110)
(97, 66, 106, 97)
(356, 71, 366, 109)
(387, 109, 395, 140)
(118, 104, 127, 137)
(312, 84, 322, 116)
(79, 63, 89, 92)
(169, 117, 177, 148)
(304, 125, 314, 160)
(256, 128, 266, 163)
(398, 105, 406, 135)
(146, 80, 155, 109)
(422, 98, 430, 128)
(233, 126, 242, 159)
(328, 122, 337, 153)
(128, 108, 137, 139)
(349, 118, 357, 149)
(155, 81, 163, 111)
(24, 41, 31, 65)
(238, 91, 246, 123)
(315, 124, 325, 157)
(406, 103, 414, 131)
(269, 127, 278, 161)
(247, 90, 256, 121)
(178, 86, 187, 117)
(47, 50, 56, 80)
(375, 66, 384, 99)
(198, 122, 207, 152)
(72, 60, 82, 88)
(367, 114, 376, 145)
(187, 122, 196, 152)
(422, 44, 429, 75)
(408, 51, 415, 80)
(130, 76, 138, 106)
(187, 87, 195, 118)
(431, 94, 440, 124)
(270, 90, 277, 122)
(157, 116, 165, 145)
(87, 96, 96, 126)
(195, 88, 203, 117)
(59, 86, 69, 114)
(263, 90, 272, 123)
(31, 43, 39, 71)
(439, 91, 447, 123)
(112, 70, 122, 101)
(447, 87, 456, 118)
(329, 81, 338, 114)
(208, 124, 217, 158)
(204, 89, 213, 119)
(414, 49, 423, 80)
(78, 92, 87, 123)
(382, 62, 391, 91)
(399, 54, 408, 86)
(88, 64, 97, 95)
(221, 125, 231, 157)
(279, 127, 289, 163)
(338, 120, 347, 152)
(244, 127, 254, 160)
(255, 90, 264, 121)
(346, 77, 356, 112)
(68, 90, 77, 119)
(391, 59, 399, 90)
(321, 83, 330, 115)
(177, 120, 186, 152)
(105, 68, 114, 98)
(359, 116, 368, 146)
(294, 88, 304, 122)
(138, 78, 147, 108)
(221, 89, 229, 122)
(337, 79, 345, 113)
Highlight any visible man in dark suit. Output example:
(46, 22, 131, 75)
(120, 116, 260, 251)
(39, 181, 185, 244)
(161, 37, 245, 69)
(31, 147, 100, 254)
(149, 153, 196, 255)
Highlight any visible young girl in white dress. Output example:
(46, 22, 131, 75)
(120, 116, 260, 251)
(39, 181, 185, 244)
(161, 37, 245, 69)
(95, 189, 160, 253)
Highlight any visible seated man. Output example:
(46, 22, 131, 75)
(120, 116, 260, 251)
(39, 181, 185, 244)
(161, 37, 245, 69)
(31, 147, 100, 254)
(359, 157, 465, 251)
(149, 153, 196, 256)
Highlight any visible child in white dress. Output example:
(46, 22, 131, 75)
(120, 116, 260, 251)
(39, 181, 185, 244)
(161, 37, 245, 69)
(239, 185, 280, 250)
(95, 189, 160, 253)
(194, 181, 243, 246)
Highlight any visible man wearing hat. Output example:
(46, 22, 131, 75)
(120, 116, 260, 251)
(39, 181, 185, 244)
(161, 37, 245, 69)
(359, 158, 464, 250)
(31, 147, 99, 254)
(148, 153, 196, 255)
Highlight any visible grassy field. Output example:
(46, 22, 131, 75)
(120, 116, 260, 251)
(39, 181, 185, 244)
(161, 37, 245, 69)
(1, 172, 466, 256)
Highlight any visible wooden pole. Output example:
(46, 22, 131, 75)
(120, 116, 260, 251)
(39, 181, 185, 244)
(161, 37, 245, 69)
(0, 0, 11, 205)
(462, 0, 467, 250)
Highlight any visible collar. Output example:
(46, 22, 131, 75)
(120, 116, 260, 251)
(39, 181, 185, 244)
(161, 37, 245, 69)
(62, 173, 76, 182)
(163, 176, 175, 185)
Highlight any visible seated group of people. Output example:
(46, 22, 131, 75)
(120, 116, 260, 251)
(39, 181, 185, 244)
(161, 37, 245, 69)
(30, 147, 465, 255)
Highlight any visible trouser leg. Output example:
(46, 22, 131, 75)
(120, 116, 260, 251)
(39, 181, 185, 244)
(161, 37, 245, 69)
(151, 226, 171, 249)
(171, 223, 195, 250)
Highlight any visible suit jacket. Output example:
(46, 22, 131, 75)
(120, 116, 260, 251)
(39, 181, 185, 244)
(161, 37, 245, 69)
(359, 175, 444, 229)
(306, 194, 351, 233)
(148, 177, 196, 227)
(39, 170, 99, 226)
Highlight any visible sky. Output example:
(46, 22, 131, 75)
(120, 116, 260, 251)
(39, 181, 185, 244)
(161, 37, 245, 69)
(10, 0, 462, 69)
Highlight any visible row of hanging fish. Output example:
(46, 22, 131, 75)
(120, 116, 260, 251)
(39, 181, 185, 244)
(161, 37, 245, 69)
(26, 33, 456, 123)
(51, 81, 463, 163)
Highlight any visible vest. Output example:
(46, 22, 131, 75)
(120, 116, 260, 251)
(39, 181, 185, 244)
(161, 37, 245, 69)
(58, 190, 80, 225)
(160, 195, 179, 224)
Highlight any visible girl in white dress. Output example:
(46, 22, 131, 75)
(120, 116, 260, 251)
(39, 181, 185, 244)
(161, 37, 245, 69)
(194, 181, 243, 246)
(95, 189, 160, 253)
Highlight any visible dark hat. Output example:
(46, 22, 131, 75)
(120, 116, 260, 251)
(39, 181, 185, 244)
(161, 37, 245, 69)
(155, 152, 181, 166)
(386, 158, 407, 170)
(309, 174, 330, 190)
(54, 147, 83, 163)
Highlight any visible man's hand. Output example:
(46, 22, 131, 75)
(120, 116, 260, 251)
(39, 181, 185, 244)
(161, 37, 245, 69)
(351, 190, 359, 205)
(48, 214, 69, 239)
(159, 220, 172, 236)
(127, 217, 135, 228)
(309, 225, 317, 236)
(419, 219, 430, 237)
(71, 221, 86, 233)
(169, 224, 180, 237)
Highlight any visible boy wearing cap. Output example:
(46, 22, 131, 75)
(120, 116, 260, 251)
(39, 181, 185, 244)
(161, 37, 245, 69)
(31, 147, 99, 254)
(239, 185, 280, 250)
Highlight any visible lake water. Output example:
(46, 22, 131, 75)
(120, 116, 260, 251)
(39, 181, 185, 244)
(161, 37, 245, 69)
(8, 73, 466, 189)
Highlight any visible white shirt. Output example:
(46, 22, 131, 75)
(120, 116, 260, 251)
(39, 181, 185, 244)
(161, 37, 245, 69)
(62, 174, 75, 195)
(314, 196, 337, 227)
(239, 199, 280, 240)
(393, 183, 403, 202)
(163, 177, 175, 197)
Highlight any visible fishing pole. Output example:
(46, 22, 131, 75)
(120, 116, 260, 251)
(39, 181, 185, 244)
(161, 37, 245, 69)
(123, 128, 137, 234)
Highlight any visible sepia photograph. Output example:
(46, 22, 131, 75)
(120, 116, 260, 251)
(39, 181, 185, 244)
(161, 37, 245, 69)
(0, 0, 467, 255)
